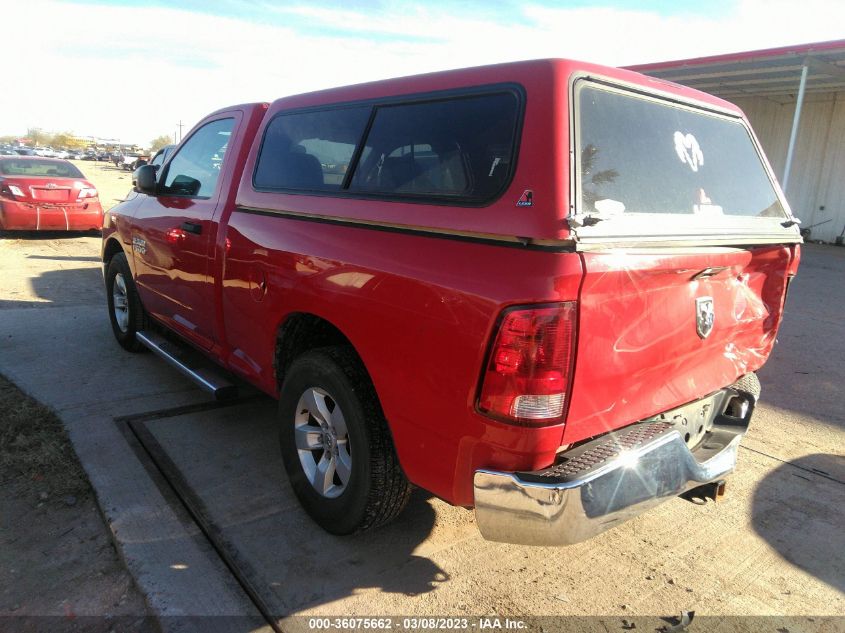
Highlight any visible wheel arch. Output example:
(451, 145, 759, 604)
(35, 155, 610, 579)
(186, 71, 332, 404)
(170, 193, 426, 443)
(274, 312, 366, 391)
(102, 236, 125, 267)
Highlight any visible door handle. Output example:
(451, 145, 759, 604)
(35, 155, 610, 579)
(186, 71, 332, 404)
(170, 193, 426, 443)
(166, 228, 187, 243)
(181, 221, 202, 235)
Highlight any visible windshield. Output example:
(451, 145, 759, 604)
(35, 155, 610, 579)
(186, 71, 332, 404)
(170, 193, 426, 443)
(577, 83, 786, 220)
(0, 159, 84, 178)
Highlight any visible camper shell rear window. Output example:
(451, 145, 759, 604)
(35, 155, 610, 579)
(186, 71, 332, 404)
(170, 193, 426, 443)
(576, 82, 787, 220)
(253, 87, 523, 206)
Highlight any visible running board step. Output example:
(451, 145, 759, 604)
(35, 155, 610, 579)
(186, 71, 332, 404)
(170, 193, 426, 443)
(136, 331, 238, 401)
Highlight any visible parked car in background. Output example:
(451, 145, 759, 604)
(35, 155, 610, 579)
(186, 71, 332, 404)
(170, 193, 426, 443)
(15, 148, 36, 156)
(0, 156, 103, 231)
(120, 152, 150, 171)
(0, 148, 16, 156)
(147, 144, 175, 171)
(54, 150, 70, 159)
(132, 144, 175, 188)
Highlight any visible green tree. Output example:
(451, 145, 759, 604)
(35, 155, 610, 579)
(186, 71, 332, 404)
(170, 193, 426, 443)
(0, 135, 17, 145)
(150, 134, 173, 152)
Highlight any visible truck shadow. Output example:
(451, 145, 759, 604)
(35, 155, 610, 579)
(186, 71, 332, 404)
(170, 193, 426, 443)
(0, 266, 103, 310)
(1, 230, 101, 240)
(27, 254, 102, 262)
(751, 453, 845, 594)
(134, 397, 454, 621)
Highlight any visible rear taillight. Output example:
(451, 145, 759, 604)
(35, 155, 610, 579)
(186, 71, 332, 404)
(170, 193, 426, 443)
(78, 187, 98, 199)
(0, 183, 24, 199)
(478, 303, 577, 426)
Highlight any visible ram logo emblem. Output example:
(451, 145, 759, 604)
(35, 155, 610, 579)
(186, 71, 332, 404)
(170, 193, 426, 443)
(696, 296, 715, 339)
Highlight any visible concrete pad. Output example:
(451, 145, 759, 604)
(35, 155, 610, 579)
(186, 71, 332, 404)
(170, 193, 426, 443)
(137, 400, 468, 617)
(0, 306, 207, 415)
(754, 244, 845, 462)
(137, 399, 844, 624)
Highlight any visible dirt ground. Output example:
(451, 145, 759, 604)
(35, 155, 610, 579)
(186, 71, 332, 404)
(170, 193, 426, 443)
(0, 375, 155, 630)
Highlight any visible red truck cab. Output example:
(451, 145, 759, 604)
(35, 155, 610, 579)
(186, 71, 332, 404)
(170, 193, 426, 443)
(102, 59, 801, 545)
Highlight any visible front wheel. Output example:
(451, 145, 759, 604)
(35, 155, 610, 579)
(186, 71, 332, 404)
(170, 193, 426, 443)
(278, 347, 411, 534)
(105, 252, 148, 352)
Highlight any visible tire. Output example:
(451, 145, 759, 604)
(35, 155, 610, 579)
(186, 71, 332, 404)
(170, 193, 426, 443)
(278, 347, 411, 534)
(105, 252, 148, 352)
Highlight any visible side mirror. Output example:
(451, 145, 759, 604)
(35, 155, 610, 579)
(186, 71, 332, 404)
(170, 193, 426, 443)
(134, 164, 158, 194)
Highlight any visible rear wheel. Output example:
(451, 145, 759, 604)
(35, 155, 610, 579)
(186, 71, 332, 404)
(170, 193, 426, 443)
(278, 347, 411, 534)
(105, 252, 148, 352)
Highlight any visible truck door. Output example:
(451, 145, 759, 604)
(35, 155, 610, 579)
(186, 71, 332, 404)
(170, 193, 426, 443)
(131, 115, 238, 350)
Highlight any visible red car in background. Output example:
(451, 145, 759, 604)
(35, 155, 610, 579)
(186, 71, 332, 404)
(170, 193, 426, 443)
(0, 157, 103, 231)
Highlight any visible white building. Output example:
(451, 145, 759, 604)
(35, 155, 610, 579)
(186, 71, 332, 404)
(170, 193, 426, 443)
(630, 39, 845, 244)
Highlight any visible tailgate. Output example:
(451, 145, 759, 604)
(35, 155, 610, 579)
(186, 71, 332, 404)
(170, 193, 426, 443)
(562, 245, 794, 444)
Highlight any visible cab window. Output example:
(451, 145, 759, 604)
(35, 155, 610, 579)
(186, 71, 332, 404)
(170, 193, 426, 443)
(161, 119, 234, 197)
(254, 107, 370, 191)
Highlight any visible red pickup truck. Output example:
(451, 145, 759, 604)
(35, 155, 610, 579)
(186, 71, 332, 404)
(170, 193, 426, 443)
(102, 59, 801, 546)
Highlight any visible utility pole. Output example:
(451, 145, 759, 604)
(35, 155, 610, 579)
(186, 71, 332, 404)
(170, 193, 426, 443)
(176, 120, 184, 143)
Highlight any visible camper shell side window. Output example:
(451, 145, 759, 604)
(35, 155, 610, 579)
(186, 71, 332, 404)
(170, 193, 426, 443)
(252, 87, 523, 206)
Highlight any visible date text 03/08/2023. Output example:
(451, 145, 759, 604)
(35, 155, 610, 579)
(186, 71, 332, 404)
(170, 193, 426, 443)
(307, 618, 528, 630)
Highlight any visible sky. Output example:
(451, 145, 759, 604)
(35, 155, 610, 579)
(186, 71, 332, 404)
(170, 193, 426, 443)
(2, 0, 843, 146)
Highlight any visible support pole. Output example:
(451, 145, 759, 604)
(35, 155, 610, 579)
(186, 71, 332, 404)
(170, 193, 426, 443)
(782, 63, 809, 193)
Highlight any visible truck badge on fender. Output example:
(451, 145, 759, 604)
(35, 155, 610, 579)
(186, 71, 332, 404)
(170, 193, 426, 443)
(132, 236, 146, 255)
(696, 296, 715, 339)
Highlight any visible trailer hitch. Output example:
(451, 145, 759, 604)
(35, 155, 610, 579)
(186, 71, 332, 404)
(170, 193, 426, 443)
(681, 479, 727, 505)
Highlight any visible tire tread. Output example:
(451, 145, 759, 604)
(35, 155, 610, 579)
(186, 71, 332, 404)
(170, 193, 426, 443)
(320, 346, 412, 532)
(278, 346, 411, 534)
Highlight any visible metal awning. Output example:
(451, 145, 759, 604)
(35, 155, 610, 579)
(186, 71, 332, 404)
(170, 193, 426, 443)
(627, 39, 845, 100)
(627, 39, 845, 193)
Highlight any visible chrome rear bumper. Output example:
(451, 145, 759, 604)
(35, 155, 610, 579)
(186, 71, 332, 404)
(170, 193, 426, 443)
(474, 386, 755, 546)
